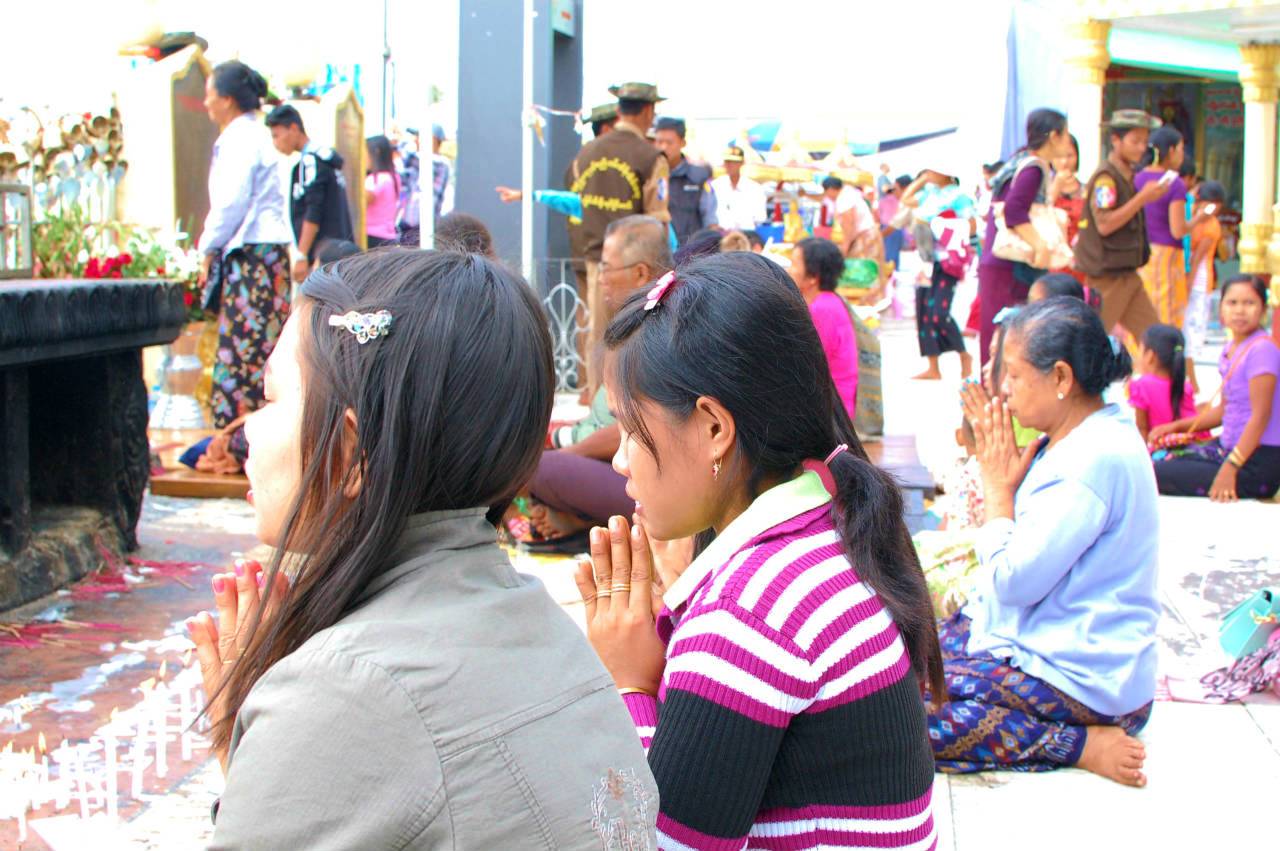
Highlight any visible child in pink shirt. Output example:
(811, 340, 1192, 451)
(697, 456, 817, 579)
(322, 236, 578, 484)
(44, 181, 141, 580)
(788, 238, 859, 416)
(1129, 324, 1198, 443)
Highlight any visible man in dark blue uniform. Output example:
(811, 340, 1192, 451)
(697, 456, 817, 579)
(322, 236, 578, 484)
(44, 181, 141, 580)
(265, 105, 355, 282)
(653, 116, 716, 246)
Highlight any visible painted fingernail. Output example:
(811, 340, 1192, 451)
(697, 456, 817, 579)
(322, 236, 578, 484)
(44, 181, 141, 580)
(233, 560, 245, 577)
(212, 575, 226, 593)
(256, 572, 266, 588)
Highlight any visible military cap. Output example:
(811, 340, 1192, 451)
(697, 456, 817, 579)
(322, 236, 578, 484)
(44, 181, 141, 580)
(1104, 109, 1161, 131)
(609, 82, 666, 103)
(654, 116, 687, 138)
(723, 145, 746, 164)
(586, 102, 618, 124)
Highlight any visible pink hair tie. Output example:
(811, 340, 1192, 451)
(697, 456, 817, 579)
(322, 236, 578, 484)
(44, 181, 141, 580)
(644, 271, 676, 312)
(824, 444, 849, 465)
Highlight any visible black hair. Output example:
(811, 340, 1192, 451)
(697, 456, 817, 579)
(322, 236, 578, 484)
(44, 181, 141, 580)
(434, 212, 495, 257)
(675, 227, 724, 266)
(1179, 159, 1197, 179)
(207, 249, 553, 753)
(982, 161, 1005, 175)
(654, 117, 686, 139)
(745, 229, 764, 249)
(822, 176, 844, 192)
(1221, 273, 1268, 306)
(314, 238, 361, 265)
(795, 236, 844, 292)
(604, 252, 945, 699)
(895, 174, 913, 189)
(1141, 323, 1188, 417)
(1025, 108, 1068, 152)
(1031, 272, 1084, 302)
(211, 61, 269, 114)
(1197, 180, 1226, 204)
(591, 121, 607, 137)
(617, 98, 649, 116)
(1067, 134, 1080, 165)
(365, 135, 400, 196)
(264, 104, 305, 132)
(1006, 296, 1132, 397)
(1140, 126, 1183, 169)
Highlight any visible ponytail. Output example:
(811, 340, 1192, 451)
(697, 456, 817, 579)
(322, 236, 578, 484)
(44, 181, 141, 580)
(827, 427, 946, 702)
(1141, 324, 1186, 415)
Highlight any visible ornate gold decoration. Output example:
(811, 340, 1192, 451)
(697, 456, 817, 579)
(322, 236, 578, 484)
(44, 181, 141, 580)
(1239, 43, 1280, 104)
(1239, 222, 1273, 274)
(1065, 20, 1112, 87)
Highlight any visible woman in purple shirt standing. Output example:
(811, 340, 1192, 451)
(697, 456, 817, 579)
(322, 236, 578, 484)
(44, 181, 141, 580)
(1151, 275, 1280, 500)
(1133, 127, 1213, 327)
(978, 109, 1075, 365)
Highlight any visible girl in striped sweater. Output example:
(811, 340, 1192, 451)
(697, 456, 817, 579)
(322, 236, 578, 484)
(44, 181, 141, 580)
(575, 253, 944, 851)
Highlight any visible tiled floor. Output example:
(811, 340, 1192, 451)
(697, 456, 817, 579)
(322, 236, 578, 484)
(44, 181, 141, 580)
(4, 278, 1277, 849)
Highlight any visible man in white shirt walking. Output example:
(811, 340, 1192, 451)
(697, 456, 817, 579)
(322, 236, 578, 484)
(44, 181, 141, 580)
(711, 146, 768, 233)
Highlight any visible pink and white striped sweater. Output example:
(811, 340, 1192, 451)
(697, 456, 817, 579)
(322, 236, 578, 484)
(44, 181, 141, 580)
(623, 470, 937, 851)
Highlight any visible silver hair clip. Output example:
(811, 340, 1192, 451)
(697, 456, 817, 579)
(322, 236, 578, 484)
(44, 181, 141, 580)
(328, 310, 393, 344)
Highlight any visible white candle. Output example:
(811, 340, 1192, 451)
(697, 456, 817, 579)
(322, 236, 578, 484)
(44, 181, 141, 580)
(130, 716, 147, 799)
(103, 734, 118, 820)
(72, 743, 89, 819)
(152, 684, 168, 779)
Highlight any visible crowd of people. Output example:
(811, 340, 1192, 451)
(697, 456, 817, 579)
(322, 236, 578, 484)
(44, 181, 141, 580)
(180, 57, 1277, 849)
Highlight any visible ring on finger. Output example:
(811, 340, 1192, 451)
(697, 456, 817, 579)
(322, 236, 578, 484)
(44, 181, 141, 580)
(581, 593, 597, 604)
(598, 589, 613, 598)
(610, 584, 631, 594)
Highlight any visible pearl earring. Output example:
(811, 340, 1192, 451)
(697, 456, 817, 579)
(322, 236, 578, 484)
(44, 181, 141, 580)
(1057, 392, 1065, 400)
(712, 458, 722, 480)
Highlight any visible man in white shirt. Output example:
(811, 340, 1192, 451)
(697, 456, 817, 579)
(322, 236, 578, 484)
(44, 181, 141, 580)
(710, 146, 768, 232)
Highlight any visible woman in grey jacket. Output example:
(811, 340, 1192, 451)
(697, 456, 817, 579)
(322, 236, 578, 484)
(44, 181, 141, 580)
(187, 249, 657, 849)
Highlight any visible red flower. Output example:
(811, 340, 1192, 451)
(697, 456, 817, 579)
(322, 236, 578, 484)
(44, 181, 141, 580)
(156, 265, 166, 276)
(118, 253, 133, 266)
(183, 290, 194, 307)
(84, 257, 101, 278)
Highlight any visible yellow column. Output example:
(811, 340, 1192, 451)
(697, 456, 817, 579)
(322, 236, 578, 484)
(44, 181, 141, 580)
(1064, 19, 1111, 177)
(1238, 43, 1280, 275)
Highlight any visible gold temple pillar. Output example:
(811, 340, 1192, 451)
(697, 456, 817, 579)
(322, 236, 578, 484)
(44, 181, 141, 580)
(1064, 19, 1111, 177)
(1238, 43, 1280, 275)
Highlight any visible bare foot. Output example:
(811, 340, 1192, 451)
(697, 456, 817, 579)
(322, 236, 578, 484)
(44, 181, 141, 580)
(912, 370, 943, 381)
(1077, 726, 1147, 787)
(528, 502, 591, 540)
(960, 351, 974, 379)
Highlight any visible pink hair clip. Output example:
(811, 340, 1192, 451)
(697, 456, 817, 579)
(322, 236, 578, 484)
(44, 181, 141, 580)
(824, 444, 849, 465)
(644, 271, 676, 312)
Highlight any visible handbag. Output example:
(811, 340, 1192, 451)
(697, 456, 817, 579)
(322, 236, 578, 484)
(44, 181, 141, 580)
(1219, 588, 1280, 659)
(199, 249, 225, 314)
(991, 156, 1073, 269)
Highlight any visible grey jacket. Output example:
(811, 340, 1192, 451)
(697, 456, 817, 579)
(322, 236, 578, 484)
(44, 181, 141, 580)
(209, 509, 657, 850)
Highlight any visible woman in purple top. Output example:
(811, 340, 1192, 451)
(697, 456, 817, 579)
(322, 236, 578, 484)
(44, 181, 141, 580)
(1133, 127, 1213, 327)
(1151, 275, 1280, 500)
(978, 109, 1075, 366)
(789, 238, 859, 416)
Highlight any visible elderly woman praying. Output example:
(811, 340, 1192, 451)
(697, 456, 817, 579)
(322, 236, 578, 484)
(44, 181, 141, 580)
(929, 296, 1161, 788)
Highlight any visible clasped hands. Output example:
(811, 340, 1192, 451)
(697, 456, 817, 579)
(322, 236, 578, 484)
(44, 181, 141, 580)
(185, 559, 289, 770)
(961, 382, 1042, 515)
(573, 516, 689, 696)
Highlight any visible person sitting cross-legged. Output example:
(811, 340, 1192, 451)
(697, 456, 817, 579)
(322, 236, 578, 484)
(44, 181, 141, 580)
(521, 215, 673, 549)
(931, 296, 1160, 787)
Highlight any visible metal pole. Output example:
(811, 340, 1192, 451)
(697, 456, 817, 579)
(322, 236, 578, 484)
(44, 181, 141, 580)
(381, 0, 390, 132)
(520, 0, 535, 282)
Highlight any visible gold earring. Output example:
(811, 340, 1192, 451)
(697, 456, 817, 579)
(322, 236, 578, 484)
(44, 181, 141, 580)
(712, 458, 722, 480)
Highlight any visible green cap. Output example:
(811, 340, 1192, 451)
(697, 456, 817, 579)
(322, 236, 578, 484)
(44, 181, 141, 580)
(585, 103, 618, 124)
(609, 82, 666, 103)
(1104, 109, 1161, 131)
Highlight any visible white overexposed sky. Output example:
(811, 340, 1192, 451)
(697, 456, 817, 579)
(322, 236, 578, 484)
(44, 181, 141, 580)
(4, 0, 1014, 169)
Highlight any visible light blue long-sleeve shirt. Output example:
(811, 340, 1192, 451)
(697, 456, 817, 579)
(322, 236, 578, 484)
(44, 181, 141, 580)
(198, 113, 292, 254)
(964, 404, 1161, 716)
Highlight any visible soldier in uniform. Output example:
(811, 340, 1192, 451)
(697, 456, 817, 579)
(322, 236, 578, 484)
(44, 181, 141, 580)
(265, 105, 354, 283)
(569, 82, 671, 390)
(654, 116, 716, 246)
(1075, 109, 1170, 341)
